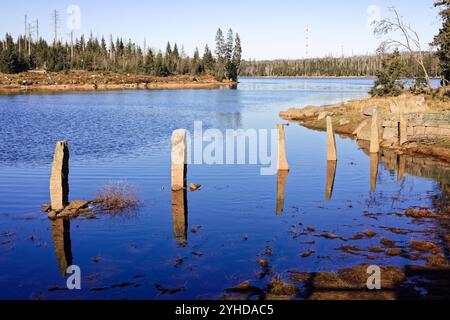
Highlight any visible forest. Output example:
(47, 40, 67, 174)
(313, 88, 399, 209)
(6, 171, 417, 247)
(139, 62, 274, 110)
(0, 28, 242, 82)
(240, 53, 441, 78)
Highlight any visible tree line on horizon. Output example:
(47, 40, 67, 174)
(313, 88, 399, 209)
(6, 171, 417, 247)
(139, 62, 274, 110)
(0, 28, 242, 82)
(240, 53, 440, 78)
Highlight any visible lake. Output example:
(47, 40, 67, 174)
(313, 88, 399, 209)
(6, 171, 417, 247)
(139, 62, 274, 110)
(0, 78, 449, 300)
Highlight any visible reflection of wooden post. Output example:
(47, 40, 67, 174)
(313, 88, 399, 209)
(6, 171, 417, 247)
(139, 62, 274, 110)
(50, 141, 69, 211)
(51, 219, 72, 277)
(172, 190, 188, 243)
(171, 130, 187, 191)
(325, 161, 337, 201)
(326, 116, 337, 161)
(370, 153, 379, 193)
(399, 109, 407, 145)
(370, 110, 380, 154)
(397, 155, 406, 181)
(277, 124, 290, 171)
(276, 170, 289, 215)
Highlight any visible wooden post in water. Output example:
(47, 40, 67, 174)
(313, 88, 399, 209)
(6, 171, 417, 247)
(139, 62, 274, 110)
(50, 141, 69, 211)
(399, 109, 408, 146)
(171, 129, 187, 191)
(277, 124, 290, 171)
(370, 109, 380, 154)
(326, 116, 337, 161)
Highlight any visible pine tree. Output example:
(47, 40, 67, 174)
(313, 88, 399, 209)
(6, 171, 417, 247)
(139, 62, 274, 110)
(202, 44, 215, 73)
(225, 29, 234, 79)
(433, 0, 450, 82)
(231, 33, 242, 81)
(370, 50, 405, 97)
(214, 28, 227, 81)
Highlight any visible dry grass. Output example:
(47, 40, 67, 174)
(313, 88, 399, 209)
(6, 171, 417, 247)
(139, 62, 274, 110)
(95, 181, 141, 214)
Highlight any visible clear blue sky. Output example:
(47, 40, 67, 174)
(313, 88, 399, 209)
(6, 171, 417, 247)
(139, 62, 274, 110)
(0, 0, 442, 60)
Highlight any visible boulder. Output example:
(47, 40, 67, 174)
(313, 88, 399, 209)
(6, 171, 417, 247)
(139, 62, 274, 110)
(354, 120, 371, 141)
(190, 183, 202, 192)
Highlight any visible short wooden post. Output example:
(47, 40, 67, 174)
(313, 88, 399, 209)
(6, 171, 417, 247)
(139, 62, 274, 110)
(370, 109, 380, 154)
(50, 141, 69, 211)
(326, 116, 337, 161)
(277, 124, 290, 171)
(171, 130, 187, 191)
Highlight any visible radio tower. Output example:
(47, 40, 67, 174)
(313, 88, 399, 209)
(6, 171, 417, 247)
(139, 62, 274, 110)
(305, 25, 310, 59)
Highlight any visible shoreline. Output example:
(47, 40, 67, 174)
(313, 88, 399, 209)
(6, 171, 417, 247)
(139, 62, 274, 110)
(280, 93, 450, 163)
(0, 71, 233, 95)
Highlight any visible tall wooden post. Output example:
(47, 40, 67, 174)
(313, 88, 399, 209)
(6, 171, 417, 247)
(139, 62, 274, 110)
(370, 109, 380, 154)
(326, 116, 337, 161)
(277, 124, 290, 171)
(171, 130, 187, 191)
(50, 141, 69, 211)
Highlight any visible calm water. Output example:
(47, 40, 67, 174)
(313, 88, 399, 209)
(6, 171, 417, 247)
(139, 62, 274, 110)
(0, 78, 448, 299)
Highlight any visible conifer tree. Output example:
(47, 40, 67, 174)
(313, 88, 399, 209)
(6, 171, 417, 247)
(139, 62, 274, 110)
(433, 0, 450, 82)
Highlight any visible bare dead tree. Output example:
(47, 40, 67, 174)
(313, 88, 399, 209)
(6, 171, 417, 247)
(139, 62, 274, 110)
(374, 7, 433, 90)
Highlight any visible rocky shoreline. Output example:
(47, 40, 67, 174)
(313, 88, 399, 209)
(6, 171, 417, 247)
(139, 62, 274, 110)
(280, 93, 450, 163)
(0, 71, 232, 94)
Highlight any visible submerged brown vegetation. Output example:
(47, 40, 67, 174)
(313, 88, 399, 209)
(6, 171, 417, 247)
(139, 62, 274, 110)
(95, 181, 141, 214)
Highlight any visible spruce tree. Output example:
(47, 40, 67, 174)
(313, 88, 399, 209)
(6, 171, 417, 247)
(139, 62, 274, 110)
(231, 33, 242, 81)
(433, 0, 450, 82)
(370, 50, 405, 97)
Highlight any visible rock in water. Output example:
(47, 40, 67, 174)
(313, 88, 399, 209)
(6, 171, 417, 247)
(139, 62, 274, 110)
(190, 183, 202, 192)
(50, 141, 69, 211)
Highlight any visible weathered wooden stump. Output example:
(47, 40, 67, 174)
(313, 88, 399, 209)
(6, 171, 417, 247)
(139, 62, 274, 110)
(370, 110, 380, 154)
(50, 141, 69, 211)
(326, 116, 337, 161)
(277, 124, 290, 171)
(171, 129, 187, 191)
